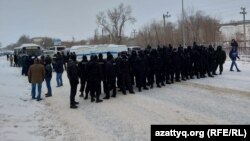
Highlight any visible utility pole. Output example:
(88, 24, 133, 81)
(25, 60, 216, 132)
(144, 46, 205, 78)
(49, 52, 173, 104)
(182, 0, 185, 47)
(163, 11, 171, 28)
(102, 28, 104, 44)
(163, 12, 171, 45)
(132, 29, 137, 39)
(240, 7, 247, 48)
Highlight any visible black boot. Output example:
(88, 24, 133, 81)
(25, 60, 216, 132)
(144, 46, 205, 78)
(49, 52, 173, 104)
(70, 105, 78, 109)
(96, 99, 103, 103)
(176, 79, 181, 82)
(129, 90, 135, 94)
(161, 82, 165, 86)
(122, 90, 126, 95)
(157, 84, 161, 88)
(79, 93, 83, 97)
(103, 96, 110, 99)
(138, 87, 142, 92)
(103, 92, 110, 99)
(150, 84, 153, 89)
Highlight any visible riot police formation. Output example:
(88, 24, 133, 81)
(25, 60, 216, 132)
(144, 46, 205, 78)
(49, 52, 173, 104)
(10, 43, 227, 109)
(71, 43, 225, 105)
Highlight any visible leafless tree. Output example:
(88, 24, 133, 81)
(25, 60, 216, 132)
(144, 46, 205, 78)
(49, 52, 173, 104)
(178, 10, 220, 46)
(17, 35, 31, 46)
(96, 3, 136, 44)
(41, 37, 54, 49)
(136, 10, 221, 47)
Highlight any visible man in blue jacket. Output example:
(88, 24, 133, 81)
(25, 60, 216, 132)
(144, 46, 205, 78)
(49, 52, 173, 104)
(229, 47, 241, 72)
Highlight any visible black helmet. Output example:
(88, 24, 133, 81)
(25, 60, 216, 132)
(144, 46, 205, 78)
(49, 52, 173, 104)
(82, 55, 87, 61)
(90, 54, 97, 61)
(98, 53, 103, 60)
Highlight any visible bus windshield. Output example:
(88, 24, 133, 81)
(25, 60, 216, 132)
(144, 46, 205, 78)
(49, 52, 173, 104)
(57, 47, 65, 51)
(14, 45, 42, 56)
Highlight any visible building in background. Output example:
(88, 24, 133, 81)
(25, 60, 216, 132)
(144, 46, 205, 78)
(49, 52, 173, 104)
(32, 37, 44, 45)
(219, 20, 250, 47)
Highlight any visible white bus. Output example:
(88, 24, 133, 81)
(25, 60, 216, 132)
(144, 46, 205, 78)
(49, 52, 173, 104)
(48, 46, 66, 54)
(70, 44, 128, 61)
(14, 43, 42, 56)
(42, 50, 55, 58)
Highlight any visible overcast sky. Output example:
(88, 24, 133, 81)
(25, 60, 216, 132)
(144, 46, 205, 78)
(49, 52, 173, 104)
(0, 0, 249, 47)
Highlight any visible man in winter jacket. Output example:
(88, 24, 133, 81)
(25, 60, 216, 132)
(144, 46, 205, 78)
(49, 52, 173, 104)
(28, 58, 45, 101)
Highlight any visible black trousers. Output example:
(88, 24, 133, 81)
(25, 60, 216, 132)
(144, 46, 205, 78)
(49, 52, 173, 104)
(214, 63, 223, 74)
(80, 78, 86, 93)
(147, 70, 155, 86)
(135, 71, 147, 89)
(84, 81, 90, 98)
(155, 70, 161, 85)
(101, 80, 108, 94)
(70, 82, 78, 105)
(89, 80, 101, 100)
(107, 78, 116, 97)
(121, 73, 133, 93)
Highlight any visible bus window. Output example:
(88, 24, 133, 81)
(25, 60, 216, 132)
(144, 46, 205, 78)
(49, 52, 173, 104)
(57, 47, 65, 51)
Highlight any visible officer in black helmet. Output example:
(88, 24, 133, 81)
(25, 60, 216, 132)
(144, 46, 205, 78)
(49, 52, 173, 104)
(178, 45, 187, 81)
(214, 46, 226, 74)
(135, 50, 149, 92)
(129, 50, 137, 86)
(86, 54, 103, 103)
(98, 53, 108, 96)
(105, 53, 117, 98)
(67, 55, 79, 109)
(119, 52, 134, 94)
(78, 55, 88, 97)
(172, 48, 181, 82)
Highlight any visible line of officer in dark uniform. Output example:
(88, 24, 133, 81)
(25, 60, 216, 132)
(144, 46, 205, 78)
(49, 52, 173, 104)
(67, 43, 226, 109)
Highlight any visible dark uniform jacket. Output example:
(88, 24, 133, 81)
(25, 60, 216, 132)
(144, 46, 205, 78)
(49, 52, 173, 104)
(67, 59, 79, 84)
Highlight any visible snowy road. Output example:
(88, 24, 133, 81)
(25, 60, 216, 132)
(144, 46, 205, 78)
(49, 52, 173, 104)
(0, 56, 250, 141)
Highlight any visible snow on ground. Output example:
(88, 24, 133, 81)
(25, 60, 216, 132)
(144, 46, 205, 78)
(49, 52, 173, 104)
(0, 56, 250, 141)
